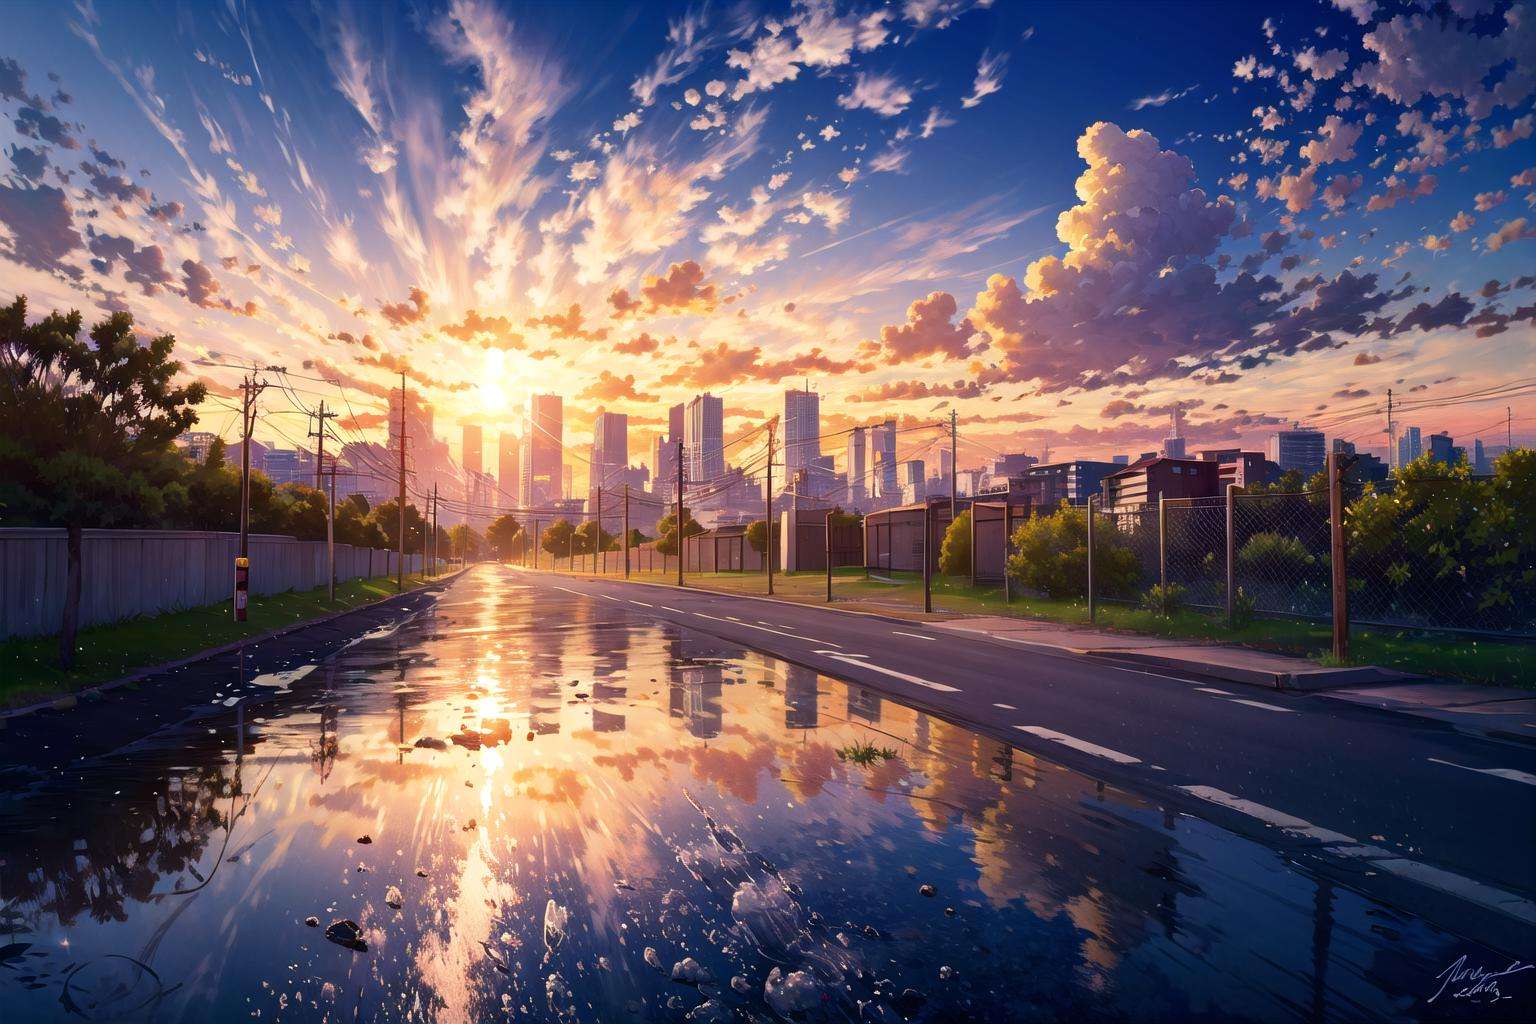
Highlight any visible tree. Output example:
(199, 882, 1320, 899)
(542, 518, 575, 560)
(449, 523, 483, 560)
(485, 514, 521, 560)
(267, 483, 328, 541)
(573, 520, 617, 554)
(745, 518, 778, 555)
(939, 509, 972, 577)
(624, 527, 648, 549)
(368, 499, 426, 553)
(335, 496, 386, 548)
(0, 298, 205, 667)
(656, 507, 704, 555)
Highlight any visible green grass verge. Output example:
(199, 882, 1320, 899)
(535, 561, 1533, 687)
(1, 571, 449, 711)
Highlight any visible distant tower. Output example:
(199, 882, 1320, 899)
(1163, 405, 1187, 460)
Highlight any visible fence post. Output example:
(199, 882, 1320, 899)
(1086, 496, 1097, 624)
(922, 503, 933, 613)
(1002, 503, 1012, 604)
(1158, 495, 1167, 591)
(1329, 453, 1349, 662)
(825, 509, 833, 601)
(1225, 483, 1237, 628)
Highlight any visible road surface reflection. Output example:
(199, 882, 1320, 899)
(0, 568, 1513, 1021)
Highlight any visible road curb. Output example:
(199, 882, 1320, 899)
(0, 569, 468, 722)
(1088, 649, 1423, 691)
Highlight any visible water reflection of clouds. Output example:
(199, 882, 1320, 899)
(0, 567, 1489, 1021)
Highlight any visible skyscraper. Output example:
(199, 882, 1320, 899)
(870, 420, 897, 501)
(1268, 425, 1326, 476)
(1397, 426, 1423, 467)
(498, 432, 518, 503)
(1162, 406, 1187, 459)
(462, 424, 483, 518)
(590, 410, 629, 495)
(846, 427, 868, 507)
(784, 387, 820, 477)
(686, 393, 724, 484)
(522, 394, 562, 508)
(654, 403, 685, 502)
(462, 425, 482, 475)
(1428, 431, 1455, 465)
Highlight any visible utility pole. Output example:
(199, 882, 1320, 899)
(676, 439, 685, 587)
(1385, 388, 1395, 470)
(310, 400, 338, 600)
(397, 372, 407, 591)
(431, 483, 439, 576)
(234, 374, 266, 622)
(1328, 451, 1350, 662)
(623, 484, 631, 578)
(825, 508, 833, 602)
(595, 485, 602, 574)
(949, 408, 957, 524)
(1509, 406, 1514, 449)
(766, 418, 776, 595)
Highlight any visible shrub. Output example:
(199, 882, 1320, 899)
(1236, 531, 1315, 581)
(1140, 583, 1187, 617)
(1007, 502, 1140, 600)
(1230, 587, 1256, 628)
(939, 509, 972, 577)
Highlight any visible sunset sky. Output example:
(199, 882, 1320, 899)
(3, 0, 1533, 486)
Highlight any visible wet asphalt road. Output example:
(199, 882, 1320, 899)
(521, 568, 1536, 950)
(0, 564, 1531, 1023)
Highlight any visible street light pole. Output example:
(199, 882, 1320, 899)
(623, 484, 631, 578)
(766, 418, 776, 595)
(676, 438, 685, 587)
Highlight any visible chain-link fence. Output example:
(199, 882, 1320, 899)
(1231, 489, 1333, 621)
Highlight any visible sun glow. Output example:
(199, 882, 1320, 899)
(478, 350, 509, 415)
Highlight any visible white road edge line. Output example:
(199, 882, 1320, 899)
(628, 600, 653, 607)
(818, 652, 960, 693)
(691, 610, 841, 648)
(891, 630, 937, 641)
(1428, 757, 1536, 788)
(1015, 726, 1141, 765)
(1179, 784, 1536, 926)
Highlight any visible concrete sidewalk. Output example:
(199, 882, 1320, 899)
(933, 615, 1535, 745)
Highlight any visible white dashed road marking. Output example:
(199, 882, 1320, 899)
(1228, 698, 1297, 713)
(1015, 726, 1141, 765)
(819, 653, 960, 693)
(993, 702, 1016, 710)
(628, 600, 653, 607)
(691, 611, 840, 647)
(1195, 687, 1231, 695)
(891, 630, 937, 641)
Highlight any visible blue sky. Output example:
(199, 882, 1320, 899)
(2, 0, 1533, 479)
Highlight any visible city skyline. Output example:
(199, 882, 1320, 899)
(2, 0, 1532, 496)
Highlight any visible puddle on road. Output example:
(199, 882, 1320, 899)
(0, 571, 1516, 1022)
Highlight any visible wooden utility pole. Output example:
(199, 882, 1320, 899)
(623, 484, 631, 578)
(310, 400, 338, 600)
(1329, 452, 1350, 662)
(595, 485, 602, 574)
(766, 418, 776, 595)
(431, 483, 439, 576)
(1224, 483, 1237, 627)
(234, 374, 266, 621)
(1086, 495, 1097, 624)
(326, 462, 336, 601)
(676, 439, 685, 587)
(922, 501, 932, 613)
(949, 408, 958, 523)
(397, 371, 407, 592)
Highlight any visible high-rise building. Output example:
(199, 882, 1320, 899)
(1473, 439, 1490, 474)
(1162, 406, 1187, 460)
(462, 425, 482, 476)
(590, 410, 629, 495)
(1397, 426, 1423, 467)
(388, 389, 434, 473)
(562, 464, 574, 500)
(498, 433, 519, 504)
(1428, 431, 1456, 465)
(784, 388, 820, 478)
(1268, 425, 1326, 476)
(899, 459, 926, 505)
(686, 393, 724, 484)
(522, 394, 562, 508)
(846, 427, 868, 507)
(870, 420, 897, 500)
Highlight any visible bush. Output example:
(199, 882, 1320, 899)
(939, 509, 971, 577)
(1007, 502, 1140, 600)
(1236, 531, 1316, 581)
(1230, 587, 1256, 628)
(1140, 583, 1187, 617)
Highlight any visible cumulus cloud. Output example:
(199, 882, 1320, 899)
(847, 378, 983, 402)
(527, 302, 607, 340)
(1474, 190, 1506, 212)
(580, 369, 654, 403)
(181, 258, 255, 315)
(613, 332, 661, 354)
(1298, 115, 1362, 165)
(1364, 173, 1436, 212)
(660, 341, 865, 387)
(962, 122, 1404, 392)
(88, 232, 174, 294)
(727, 3, 890, 100)
(1353, 5, 1535, 122)
(1492, 114, 1533, 149)
(0, 182, 83, 279)
(869, 291, 978, 363)
(13, 106, 78, 149)
(1322, 172, 1362, 210)
(380, 286, 430, 326)
(837, 72, 913, 117)
(1295, 46, 1348, 81)
(638, 259, 717, 313)
(1485, 217, 1536, 252)
(441, 309, 522, 349)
